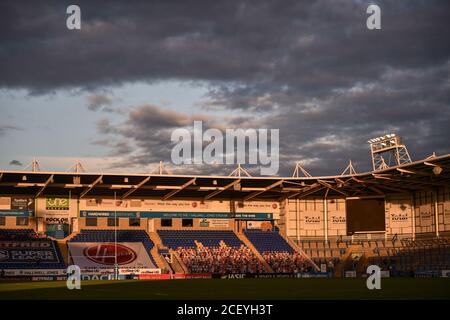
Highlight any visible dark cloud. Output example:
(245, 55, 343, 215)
(1, 0, 449, 175)
(0, 125, 20, 136)
(8, 159, 23, 166)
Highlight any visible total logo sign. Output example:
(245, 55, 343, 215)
(83, 244, 137, 265)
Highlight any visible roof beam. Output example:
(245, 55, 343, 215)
(80, 175, 103, 198)
(350, 177, 385, 195)
(35, 174, 54, 198)
(373, 173, 447, 187)
(163, 178, 196, 200)
(122, 176, 151, 199)
(317, 179, 348, 196)
(204, 179, 241, 200)
(397, 168, 431, 177)
(281, 183, 321, 200)
(244, 180, 284, 201)
(295, 186, 326, 199)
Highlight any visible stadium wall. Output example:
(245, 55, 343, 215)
(284, 186, 450, 241)
(1, 187, 449, 239)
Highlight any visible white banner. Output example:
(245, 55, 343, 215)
(79, 267, 161, 275)
(246, 221, 273, 230)
(68, 242, 156, 269)
(199, 219, 230, 228)
(4, 269, 66, 276)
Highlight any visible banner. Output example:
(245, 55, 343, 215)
(11, 197, 34, 211)
(81, 199, 279, 219)
(0, 209, 32, 217)
(3, 269, 65, 276)
(79, 267, 161, 275)
(0, 241, 61, 264)
(214, 273, 331, 279)
(68, 242, 156, 269)
(246, 221, 273, 230)
(199, 219, 230, 228)
(0, 197, 34, 216)
(80, 210, 273, 220)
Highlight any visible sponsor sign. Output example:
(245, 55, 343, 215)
(390, 213, 409, 222)
(80, 210, 273, 220)
(0, 209, 32, 217)
(78, 268, 160, 275)
(45, 197, 69, 210)
(441, 270, 450, 278)
(304, 215, 321, 224)
(215, 273, 331, 279)
(32, 276, 66, 281)
(246, 221, 273, 230)
(419, 210, 433, 227)
(68, 242, 156, 269)
(11, 197, 34, 211)
(45, 217, 69, 224)
(345, 271, 357, 278)
(330, 215, 346, 224)
(0, 241, 60, 264)
(380, 270, 390, 278)
(3, 269, 65, 276)
(199, 219, 229, 228)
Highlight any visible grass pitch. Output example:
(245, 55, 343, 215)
(0, 278, 449, 300)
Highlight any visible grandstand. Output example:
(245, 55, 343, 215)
(0, 151, 449, 280)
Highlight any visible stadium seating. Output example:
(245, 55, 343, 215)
(157, 230, 243, 249)
(70, 229, 157, 266)
(244, 230, 313, 273)
(0, 229, 66, 269)
(368, 238, 450, 275)
(244, 230, 294, 253)
(157, 229, 266, 274)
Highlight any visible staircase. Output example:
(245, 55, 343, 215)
(170, 249, 189, 273)
(236, 232, 274, 273)
(56, 240, 70, 266)
(147, 231, 174, 272)
(278, 232, 320, 272)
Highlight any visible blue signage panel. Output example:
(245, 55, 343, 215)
(0, 209, 33, 217)
(79, 210, 273, 220)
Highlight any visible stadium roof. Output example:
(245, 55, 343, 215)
(0, 154, 449, 201)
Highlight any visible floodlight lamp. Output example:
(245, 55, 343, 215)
(433, 166, 443, 176)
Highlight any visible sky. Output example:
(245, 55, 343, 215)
(0, 0, 449, 176)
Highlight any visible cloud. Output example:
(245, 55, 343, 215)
(87, 93, 114, 111)
(0, 125, 20, 136)
(8, 160, 23, 166)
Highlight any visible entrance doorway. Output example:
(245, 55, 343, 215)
(45, 224, 70, 239)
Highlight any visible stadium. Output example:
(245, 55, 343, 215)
(0, 134, 449, 300)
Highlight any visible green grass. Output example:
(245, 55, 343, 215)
(0, 278, 449, 300)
